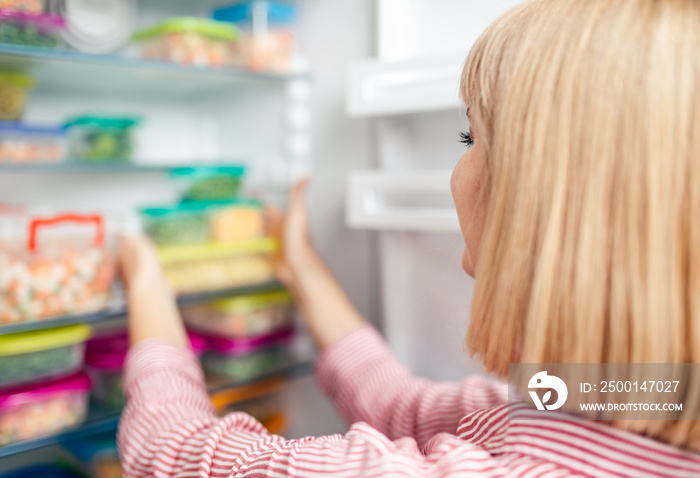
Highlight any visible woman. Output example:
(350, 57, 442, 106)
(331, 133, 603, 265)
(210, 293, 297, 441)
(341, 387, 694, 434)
(117, 0, 700, 476)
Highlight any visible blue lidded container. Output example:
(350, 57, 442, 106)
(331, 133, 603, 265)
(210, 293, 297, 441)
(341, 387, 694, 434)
(212, 2, 297, 73)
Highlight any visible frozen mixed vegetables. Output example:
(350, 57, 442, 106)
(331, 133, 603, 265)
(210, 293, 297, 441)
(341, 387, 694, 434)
(0, 247, 115, 324)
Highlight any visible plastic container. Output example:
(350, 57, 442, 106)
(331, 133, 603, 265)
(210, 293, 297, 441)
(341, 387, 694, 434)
(141, 199, 264, 246)
(64, 115, 139, 162)
(0, 211, 117, 325)
(213, 2, 296, 73)
(0, 324, 91, 389)
(171, 165, 246, 202)
(133, 17, 238, 68)
(0, 372, 91, 445)
(84, 344, 124, 410)
(210, 199, 263, 243)
(202, 327, 294, 382)
(85, 329, 207, 409)
(0, 0, 46, 15)
(0, 122, 65, 163)
(0, 8, 65, 47)
(0, 72, 33, 121)
(158, 237, 277, 294)
(140, 204, 210, 246)
(183, 290, 293, 339)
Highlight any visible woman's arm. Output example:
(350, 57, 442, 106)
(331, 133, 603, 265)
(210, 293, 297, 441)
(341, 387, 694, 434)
(269, 180, 508, 448)
(119, 236, 189, 348)
(266, 178, 366, 349)
(118, 339, 511, 478)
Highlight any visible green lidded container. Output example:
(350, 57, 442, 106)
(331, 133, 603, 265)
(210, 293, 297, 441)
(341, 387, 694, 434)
(182, 290, 294, 339)
(133, 17, 240, 68)
(171, 165, 247, 202)
(140, 198, 263, 246)
(0, 71, 34, 120)
(0, 324, 92, 389)
(133, 17, 239, 42)
(64, 115, 140, 162)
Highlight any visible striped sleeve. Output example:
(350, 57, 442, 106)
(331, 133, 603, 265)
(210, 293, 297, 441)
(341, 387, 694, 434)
(117, 338, 515, 477)
(315, 325, 509, 449)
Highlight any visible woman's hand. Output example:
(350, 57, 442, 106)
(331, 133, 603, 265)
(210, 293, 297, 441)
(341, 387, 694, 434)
(119, 235, 164, 289)
(266, 179, 366, 349)
(265, 178, 317, 293)
(118, 235, 188, 349)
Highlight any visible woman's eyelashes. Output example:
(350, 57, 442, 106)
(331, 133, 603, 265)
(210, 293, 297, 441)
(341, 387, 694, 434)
(459, 130, 474, 148)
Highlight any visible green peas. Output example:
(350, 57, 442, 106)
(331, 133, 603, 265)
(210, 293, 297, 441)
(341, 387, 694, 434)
(0, 345, 82, 388)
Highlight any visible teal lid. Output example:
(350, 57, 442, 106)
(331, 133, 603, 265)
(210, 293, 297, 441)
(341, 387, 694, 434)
(140, 198, 262, 217)
(64, 115, 140, 129)
(170, 165, 246, 178)
(133, 17, 239, 42)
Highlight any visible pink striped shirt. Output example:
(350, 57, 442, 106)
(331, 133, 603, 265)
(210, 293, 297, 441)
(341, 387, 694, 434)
(117, 325, 700, 477)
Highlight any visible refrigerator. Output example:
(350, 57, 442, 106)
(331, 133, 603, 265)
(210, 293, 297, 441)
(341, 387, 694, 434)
(345, 0, 523, 382)
(0, 0, 523, 473)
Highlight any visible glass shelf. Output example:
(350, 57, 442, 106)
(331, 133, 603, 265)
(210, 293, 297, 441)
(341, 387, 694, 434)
(0, 161, 247, 174)
(0, 44, 300, 97)
(0, 281, 285, 335)
(0, 358, 314, 458)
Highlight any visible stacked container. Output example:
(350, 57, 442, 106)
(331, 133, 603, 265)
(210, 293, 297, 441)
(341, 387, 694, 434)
(0, 209, 117, 445)
(156, 238, 277, 294)
(140, 199, 263, 246)
(0, 210, 117, 326)
(133, 17, 239, 68)
(63, 115, 140, 162)
(213, 1, 296, 74)
(140, 165, 279, 294)
(0, 71, 34, 121)
(202, 327, 294, 382)
(0, 122, 65, 163)
(0, 325, 93, 445)
(182, 290, 294, 339)
(185, 290, 297, 384)
(0, 372, 91, 445)
(0, 324, 90, 388)
(0, 8, 66, 48)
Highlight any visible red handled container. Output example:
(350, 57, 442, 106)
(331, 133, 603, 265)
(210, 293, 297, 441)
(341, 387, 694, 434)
(0, 210, 117, 326)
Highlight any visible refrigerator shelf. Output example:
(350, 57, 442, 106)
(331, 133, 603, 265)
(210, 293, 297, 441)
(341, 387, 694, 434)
(0, 161, 247, 174)
(0, 44, 302, 97)
(346, 55, 464, 117)
(346, 169, 460, 232)
(0, 280, 286, 335)
(0, 358, 313, 458)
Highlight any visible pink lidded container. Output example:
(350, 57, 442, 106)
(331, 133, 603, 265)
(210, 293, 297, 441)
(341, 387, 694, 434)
(188, 330, 208, 356)
(85, 329, 207, 409)
(0, 9, 66, 48)
(0, 372, 91, 446)
(202, 327, 294, 382)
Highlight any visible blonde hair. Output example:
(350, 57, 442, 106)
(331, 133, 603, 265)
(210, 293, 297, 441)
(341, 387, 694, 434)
(462, 0, 700, 450)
